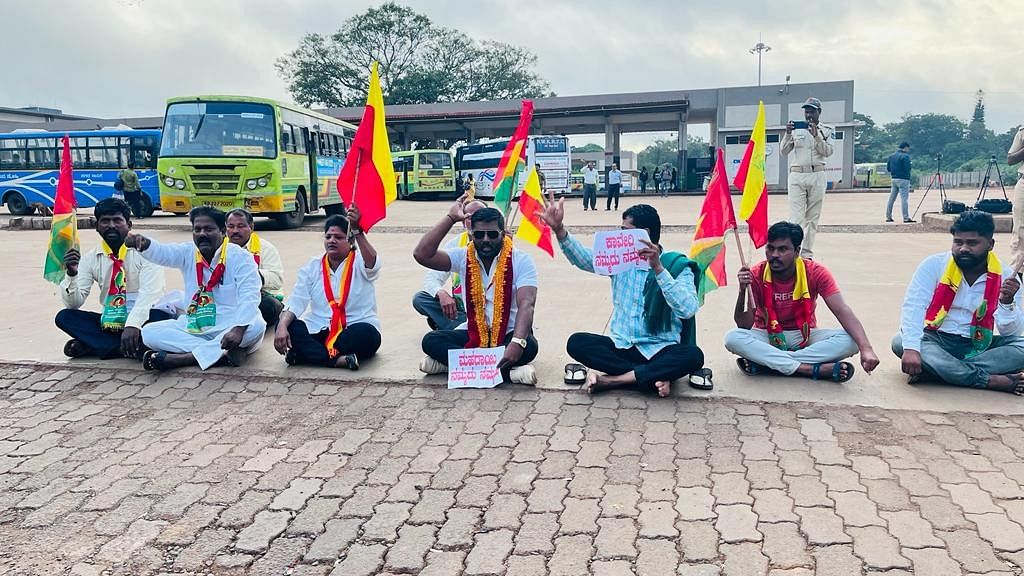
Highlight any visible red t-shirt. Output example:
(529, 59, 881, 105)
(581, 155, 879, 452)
(750, 260, 840, 330)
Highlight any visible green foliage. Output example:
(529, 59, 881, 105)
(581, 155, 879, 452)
(570, 143, 604, 153)
(636, 135, 708, 170)
(276, 2, 549, 107)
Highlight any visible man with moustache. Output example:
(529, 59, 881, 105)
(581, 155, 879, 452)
(893, 210, 1024, 394)
(414, 198, 539, 384)
(781, 97, 834, 259)
(125, 206, 266, 371)
(725, 221, 879, 382)
(55, 198, 168, 360)
(225, 208, 286, 326)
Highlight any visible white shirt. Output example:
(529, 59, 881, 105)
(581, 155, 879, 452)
(781, 125, 834, 168)
(899, 252, 1024, 351)
(140, 239, 263, 330)
(581, 167, 598, 185)
(446, 246, 538, 332)
(422, 234, 467, 301)
(608, 169, 622, 185)
(285, 251, 381, 333)
(244, 235, 285, 296)
(59, 243, 166, 329)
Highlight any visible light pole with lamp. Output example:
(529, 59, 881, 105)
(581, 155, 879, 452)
(749, 39, 771, 86)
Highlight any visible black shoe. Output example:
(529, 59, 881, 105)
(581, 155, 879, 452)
(343, 353, 359, 371)
(904, 218, 916, 223)
(285, 349, 298, 366)
(885, 218, 894, 222)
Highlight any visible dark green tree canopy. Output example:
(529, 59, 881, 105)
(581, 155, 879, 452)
(276, 2, 550, 107)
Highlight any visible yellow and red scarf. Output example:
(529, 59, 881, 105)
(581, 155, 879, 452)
(763, 258, 813, 350)
(100, 241, 128, 330)
(247, 232, 262, 265)
(450, 231, 469, 308)
(465, 235, 514, 348)
(924, 253, 1002, 357)
(321, 251, 356, 358)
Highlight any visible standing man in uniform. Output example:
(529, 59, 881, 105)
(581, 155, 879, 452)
(606, 163, 622, 211)
(781, 97, 834, 259)
(581, 161, 598, 211)
(885, 142, 914, 223)
(1008, 125, 1024, 268)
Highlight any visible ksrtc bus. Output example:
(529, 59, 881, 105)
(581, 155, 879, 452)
(0, 129, 161, 216)
(392, 149, 456, 199)
(158, 95, 356, 227)
(455, 135, 571, 199)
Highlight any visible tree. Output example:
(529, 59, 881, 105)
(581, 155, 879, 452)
(570, 143, 604, 153)
(853, 112, 894, 163)
(636, 135, 708, 170)
(276, 2, 550, 107)
(886, 113, 967, 162)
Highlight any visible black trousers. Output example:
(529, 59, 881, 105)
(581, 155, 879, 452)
(422, 330, 538, 367)
(606, 183, 621, 210)
(260, 293, 284, 326)
(566, 332, 704, 393)
(124, 190, 145, 218)
(287, 319, 381, 366)
(55, 308, 173, 359)
(582, 184, 597, 210)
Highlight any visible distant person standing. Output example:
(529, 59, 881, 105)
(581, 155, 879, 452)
(1009, 125, 1024, 268)
(464, 172, 477, 201)
(885, 142, 914, 223)
(781, 97, 834, 259)
(606, 163, 622, 211)
(581, 161, 598, 211)
(119, 164, 145, 219)
(671, 166, 678, 192)
(659, 165, 671, 197)
(639, 166, 649, 194)
(535, 163, 546, 192)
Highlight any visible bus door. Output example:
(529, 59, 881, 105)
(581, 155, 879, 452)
(393, 157, 413, 198)
(303, 128, 318, 211)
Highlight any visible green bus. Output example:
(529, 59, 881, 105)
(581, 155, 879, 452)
(158, 95, 356, 227)
(392, 149, 456, 199)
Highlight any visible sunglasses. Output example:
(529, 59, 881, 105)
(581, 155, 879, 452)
(472, 230, 502, 240)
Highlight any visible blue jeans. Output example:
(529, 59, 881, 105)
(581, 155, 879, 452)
(412, 291, 466, 332)
(891, 331, 1024, 389)
(886, 178, 911, 220)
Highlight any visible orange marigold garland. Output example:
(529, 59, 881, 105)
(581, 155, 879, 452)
(465, 235, 514, 348)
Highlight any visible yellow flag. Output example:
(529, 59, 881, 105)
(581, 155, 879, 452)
(738, 101, 766, 220)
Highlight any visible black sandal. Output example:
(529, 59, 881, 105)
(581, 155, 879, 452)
(688, 368, 714, 390)
(63, 339, 89, 358)
(564, 363, 587, 385)
(142, 350, 168, 371)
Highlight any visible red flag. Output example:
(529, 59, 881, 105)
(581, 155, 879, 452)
(689, 149, 737, 303)
(336, 62, 397, 232)
(732, 140, 768, 248)
(492, 100, 533, 214)
(44, 135, 79, 283)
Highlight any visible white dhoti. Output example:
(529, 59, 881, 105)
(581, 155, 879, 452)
(142, 318, 265, 370)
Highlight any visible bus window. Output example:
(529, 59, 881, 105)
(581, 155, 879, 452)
(421, 152, 452, 170)
(281, 125, 293, 153)
(0, 139, 27, 169)
(27, 147, 56, 170)
(294, 127, 306, 154)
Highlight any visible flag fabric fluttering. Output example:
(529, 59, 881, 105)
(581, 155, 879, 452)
(733, 100, 768, 248)
(44, 135, 79, 284)
(689, 148, 738, 303)
(491, 100, 534, 214)
(336, 61, 397, 232)
(514, 168, 554, 257)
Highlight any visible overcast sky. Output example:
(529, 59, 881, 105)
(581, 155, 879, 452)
(4, 0, 1022, 151)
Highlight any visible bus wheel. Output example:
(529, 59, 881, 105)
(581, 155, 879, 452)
(139, 195, 156, 218)
(4, 191, 31, 216)
(274, 192, 307, 229)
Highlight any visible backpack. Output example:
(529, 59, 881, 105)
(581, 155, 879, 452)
(975, 198, 1012, 214)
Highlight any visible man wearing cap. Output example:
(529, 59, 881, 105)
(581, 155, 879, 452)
(886, 142, 914, 224)
(1008, 125, 1024, 268)
(782, 97, 834, 259)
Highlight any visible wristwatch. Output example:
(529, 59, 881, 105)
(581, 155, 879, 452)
(509, 337, 528, 349)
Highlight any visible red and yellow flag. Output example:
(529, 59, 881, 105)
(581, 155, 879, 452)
(337, 61, 397, 232)
(44, 135, 79, 284)
(733, 100, 768, 248)
(514, 168, 554, 257)
(689, 148, 737, 303)
(492, 100, 534, 214)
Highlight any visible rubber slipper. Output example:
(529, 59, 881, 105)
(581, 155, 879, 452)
(688, 367, 714, 390)
(831, 361, 855, 383)
(736, 357, 769, 376)
(142, 350, 167, 371)
(63, 339, 89, 359)
(564, 363, 587, 385)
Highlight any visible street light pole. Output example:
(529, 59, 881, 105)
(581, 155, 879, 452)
(749, 38, 771, 86)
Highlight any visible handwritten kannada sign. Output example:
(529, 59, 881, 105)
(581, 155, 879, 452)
(447, 346, 505, 389)
(591, 229, 651, 276)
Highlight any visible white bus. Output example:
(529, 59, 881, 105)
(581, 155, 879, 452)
(455, 135, 570, 199)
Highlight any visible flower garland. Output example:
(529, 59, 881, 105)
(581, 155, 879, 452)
(465, 235, 514, 348)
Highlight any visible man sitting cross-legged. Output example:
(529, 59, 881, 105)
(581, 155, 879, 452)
(725, 221, 879, 382)
(226, 208, 286, 326)
(541, 199, 705, 397)
(893, 210, 1024, 394)
(55, 198, 170, 360)
(413, 198, 539, 384)
(125, 206, 266, 371)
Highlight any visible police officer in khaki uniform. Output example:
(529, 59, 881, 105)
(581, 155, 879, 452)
(1008, 125, 1024, 268)
(781, 97, 834, 259)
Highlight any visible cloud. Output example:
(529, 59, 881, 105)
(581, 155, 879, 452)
(2, 0, 1021, 137)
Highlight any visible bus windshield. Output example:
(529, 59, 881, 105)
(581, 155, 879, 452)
(160, 101, 276, 159)
(419, 152, 452, 170)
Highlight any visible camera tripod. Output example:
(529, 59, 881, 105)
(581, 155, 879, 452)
(911, 154, 947, 219)
(977, 155, 1008, 203)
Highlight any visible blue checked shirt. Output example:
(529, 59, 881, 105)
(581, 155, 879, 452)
(560, 232, 699, 359)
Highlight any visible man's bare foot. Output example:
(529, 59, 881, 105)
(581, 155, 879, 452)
(654, 380, 671, 397)
(583, 371, 599, 394)
(988, 373, 1024, 395)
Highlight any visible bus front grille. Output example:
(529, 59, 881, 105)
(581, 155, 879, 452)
(190, 173, 241, 194)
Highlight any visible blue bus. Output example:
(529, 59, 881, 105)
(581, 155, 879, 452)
(0, 129, 161, 216)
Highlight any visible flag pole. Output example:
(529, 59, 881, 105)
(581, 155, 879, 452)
(730, 227, 748, 269)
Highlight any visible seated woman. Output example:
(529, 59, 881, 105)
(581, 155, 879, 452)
(274, 209, 381, 369)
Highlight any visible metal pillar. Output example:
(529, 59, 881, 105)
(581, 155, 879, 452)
(677, 115, 688, 192)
